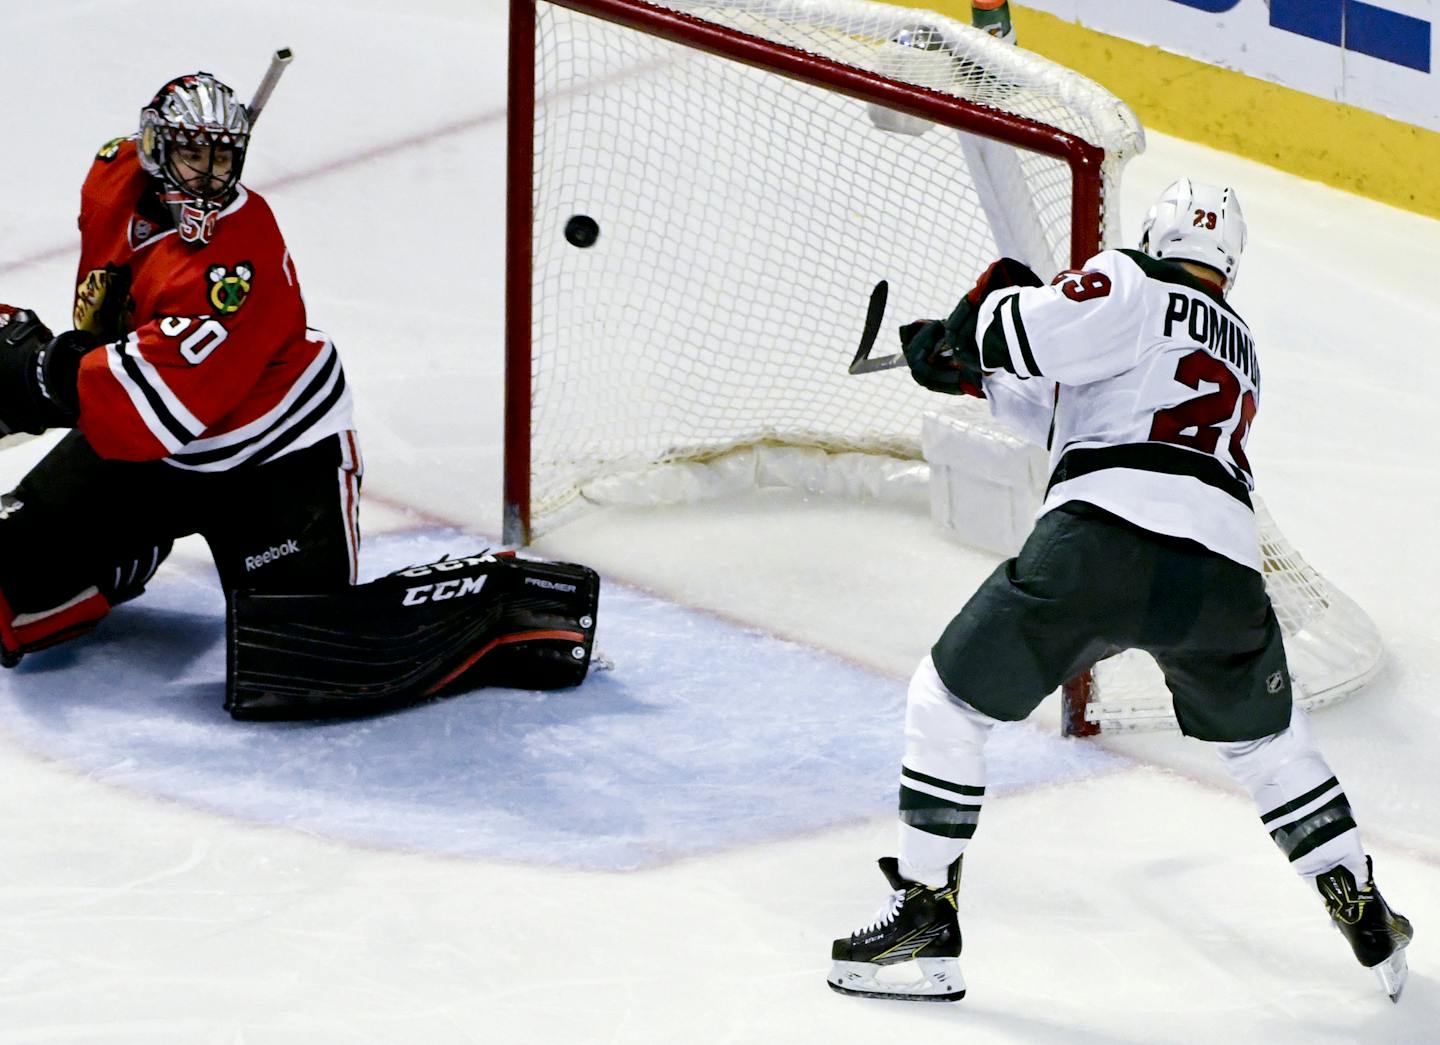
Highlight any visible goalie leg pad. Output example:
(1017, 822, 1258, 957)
(0, 540, 169, 666)
(0, 583, 111, 667)
(226, 551, 600, 720)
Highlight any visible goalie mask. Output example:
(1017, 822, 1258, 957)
(1139, 178, 1247, 293)
(138, 72, 251, 246)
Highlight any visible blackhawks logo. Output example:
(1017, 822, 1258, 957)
(73, 264, 135, 338)
(207, 262, 253, 314)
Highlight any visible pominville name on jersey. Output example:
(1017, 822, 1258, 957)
(1161, 291, 1260, 390)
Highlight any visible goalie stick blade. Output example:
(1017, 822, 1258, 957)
(847, 279, 889, 374)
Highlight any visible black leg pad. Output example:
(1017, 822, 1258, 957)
(226, 551, 600, 720)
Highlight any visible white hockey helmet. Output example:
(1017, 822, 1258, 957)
(1139, 178, 1247, 292)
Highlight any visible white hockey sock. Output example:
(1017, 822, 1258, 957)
(897, 656, 995, 888)
(1213, 705, 1368, 883)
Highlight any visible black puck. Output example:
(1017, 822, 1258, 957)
(564, 214, 600, 248)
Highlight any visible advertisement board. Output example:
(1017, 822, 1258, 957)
(1019, 0, 1435, 131)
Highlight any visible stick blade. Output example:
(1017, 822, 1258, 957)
(848, 350, 908, 374)
(847, 280, 889, 374)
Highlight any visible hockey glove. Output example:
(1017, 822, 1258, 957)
(900, 318, 985, 397)
(966, 258, 1044, 304)
(32, 331, 96, 419)
(0, 306, 55, 435)
(940, 257, 1045, 359)
(909, 258, 1044, 397)
(0, 305, 96, 434)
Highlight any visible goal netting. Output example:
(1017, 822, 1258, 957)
(509, 0, 1143, 540)
(507, 0, 1381, 732)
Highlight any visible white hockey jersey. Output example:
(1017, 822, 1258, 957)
(973, 248, 1262, 571)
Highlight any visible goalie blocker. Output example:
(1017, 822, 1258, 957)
(226, 551, 599, 720)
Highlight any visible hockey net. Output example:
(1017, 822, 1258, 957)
(507, 0, 1381, 732)
(508, 0, 1142, 539)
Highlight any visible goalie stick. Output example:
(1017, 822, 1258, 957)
(247, 47, 294, 125)
(847, 280, 907, 375)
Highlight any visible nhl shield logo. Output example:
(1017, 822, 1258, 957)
(1266, 671, 1285, 694)
(207, 262, 253, 314)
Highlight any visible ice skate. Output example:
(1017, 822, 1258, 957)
(1316, 856, 1413, 1002)
(827, 856, 965, 1002)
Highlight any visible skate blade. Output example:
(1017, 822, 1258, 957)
(1375, 947, 1408, 1003)
(826, 957, 966, 1003)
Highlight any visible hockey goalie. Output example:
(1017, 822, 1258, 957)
(0, 63, 600, 716)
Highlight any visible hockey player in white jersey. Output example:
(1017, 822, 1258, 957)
(827, 179, 1413, 1004)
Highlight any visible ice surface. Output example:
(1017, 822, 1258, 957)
(0, 530, 1126, 870)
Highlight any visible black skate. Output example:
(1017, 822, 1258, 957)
(827, 856, 965, 1002)
(1316, 856, 1413, 1002)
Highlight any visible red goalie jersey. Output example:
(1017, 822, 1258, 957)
(71, 136, 353, 470)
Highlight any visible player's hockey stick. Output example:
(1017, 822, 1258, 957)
(847, 280, 906, 375)
(248, 48, 294, 125)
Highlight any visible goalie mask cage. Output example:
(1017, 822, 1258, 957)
(506, 0, 1381, 733)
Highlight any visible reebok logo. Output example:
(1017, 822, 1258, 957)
(244, 538, 300, 571)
